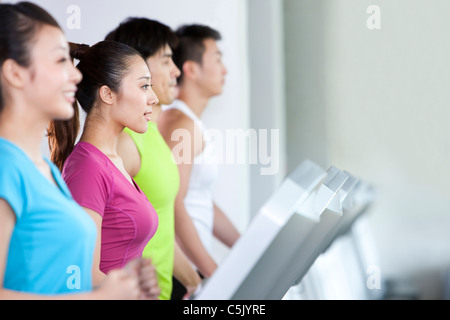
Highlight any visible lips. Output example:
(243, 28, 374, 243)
(144, 110, 152, 121)
(63, 91, 76, 103)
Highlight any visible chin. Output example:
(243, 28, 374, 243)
(161, 98, 173, 106)
(53, 105, 75, 121)
(130, 123, 149, 134)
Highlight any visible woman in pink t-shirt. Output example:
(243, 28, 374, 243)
(48, 41, 160, 298)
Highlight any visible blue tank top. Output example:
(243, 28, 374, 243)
(0, 137, 96, 295)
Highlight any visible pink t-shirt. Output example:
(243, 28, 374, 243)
(62, 141, 158, 274)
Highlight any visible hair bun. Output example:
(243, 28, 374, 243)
(69, 42, 90, 60)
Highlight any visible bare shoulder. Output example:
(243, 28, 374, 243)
(158, 108, 204, 156)
(158, 108, 196, 136)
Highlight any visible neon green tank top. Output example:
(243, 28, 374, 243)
(124, 122, 180, 300)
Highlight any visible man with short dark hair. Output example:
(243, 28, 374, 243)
(159, 24, 240, 285)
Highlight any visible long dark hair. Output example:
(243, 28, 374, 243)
(0, 1, 60, 112)
(47, 41, 142, 171)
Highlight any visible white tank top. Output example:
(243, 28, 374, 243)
(163, 99, 219, 254)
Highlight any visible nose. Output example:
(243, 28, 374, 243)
(70, 63, 82, 84)
(148, 87, 159, 106)
(222, 64, 228, 76)
(171, 60, 181, 78)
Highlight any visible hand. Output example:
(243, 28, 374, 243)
(182, 272, 202, 300)
(137, 258, 160, 300)
(96, 268, 141, 300)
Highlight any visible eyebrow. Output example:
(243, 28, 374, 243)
(52, 45, 69, 52)
(138, 76, 151, 81)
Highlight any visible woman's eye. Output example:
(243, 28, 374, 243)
(143, 84, 152, 90)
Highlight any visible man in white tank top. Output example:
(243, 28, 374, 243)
(159, 24, 240, 280)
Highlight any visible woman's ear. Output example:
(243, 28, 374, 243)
(98, 85, 115, 105)
(1, 59, 27, 88)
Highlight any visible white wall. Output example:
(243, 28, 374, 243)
(285, 0, 450, 299)
(248, 0, 287, 217)
(8, 0, 251, 254)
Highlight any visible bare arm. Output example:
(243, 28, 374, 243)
(82, 207, 107, 286)
(212, 203, 240, 248)
(173, 160, 217, 278)
(159, 112, 217, 278)
(172, 241, 202, 297)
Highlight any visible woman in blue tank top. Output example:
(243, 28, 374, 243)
(0, 2, 154, 299)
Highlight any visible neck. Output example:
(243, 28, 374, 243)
(80, 112, 122, 157)
(0, 104, 48, 164)
(177, 84, 210, 118)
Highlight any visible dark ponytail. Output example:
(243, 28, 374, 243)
(47, 100, 80, 172)
(0, 1, 60, 112)
(69, 42, 90, 61)
(48, 41, 142, 171)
